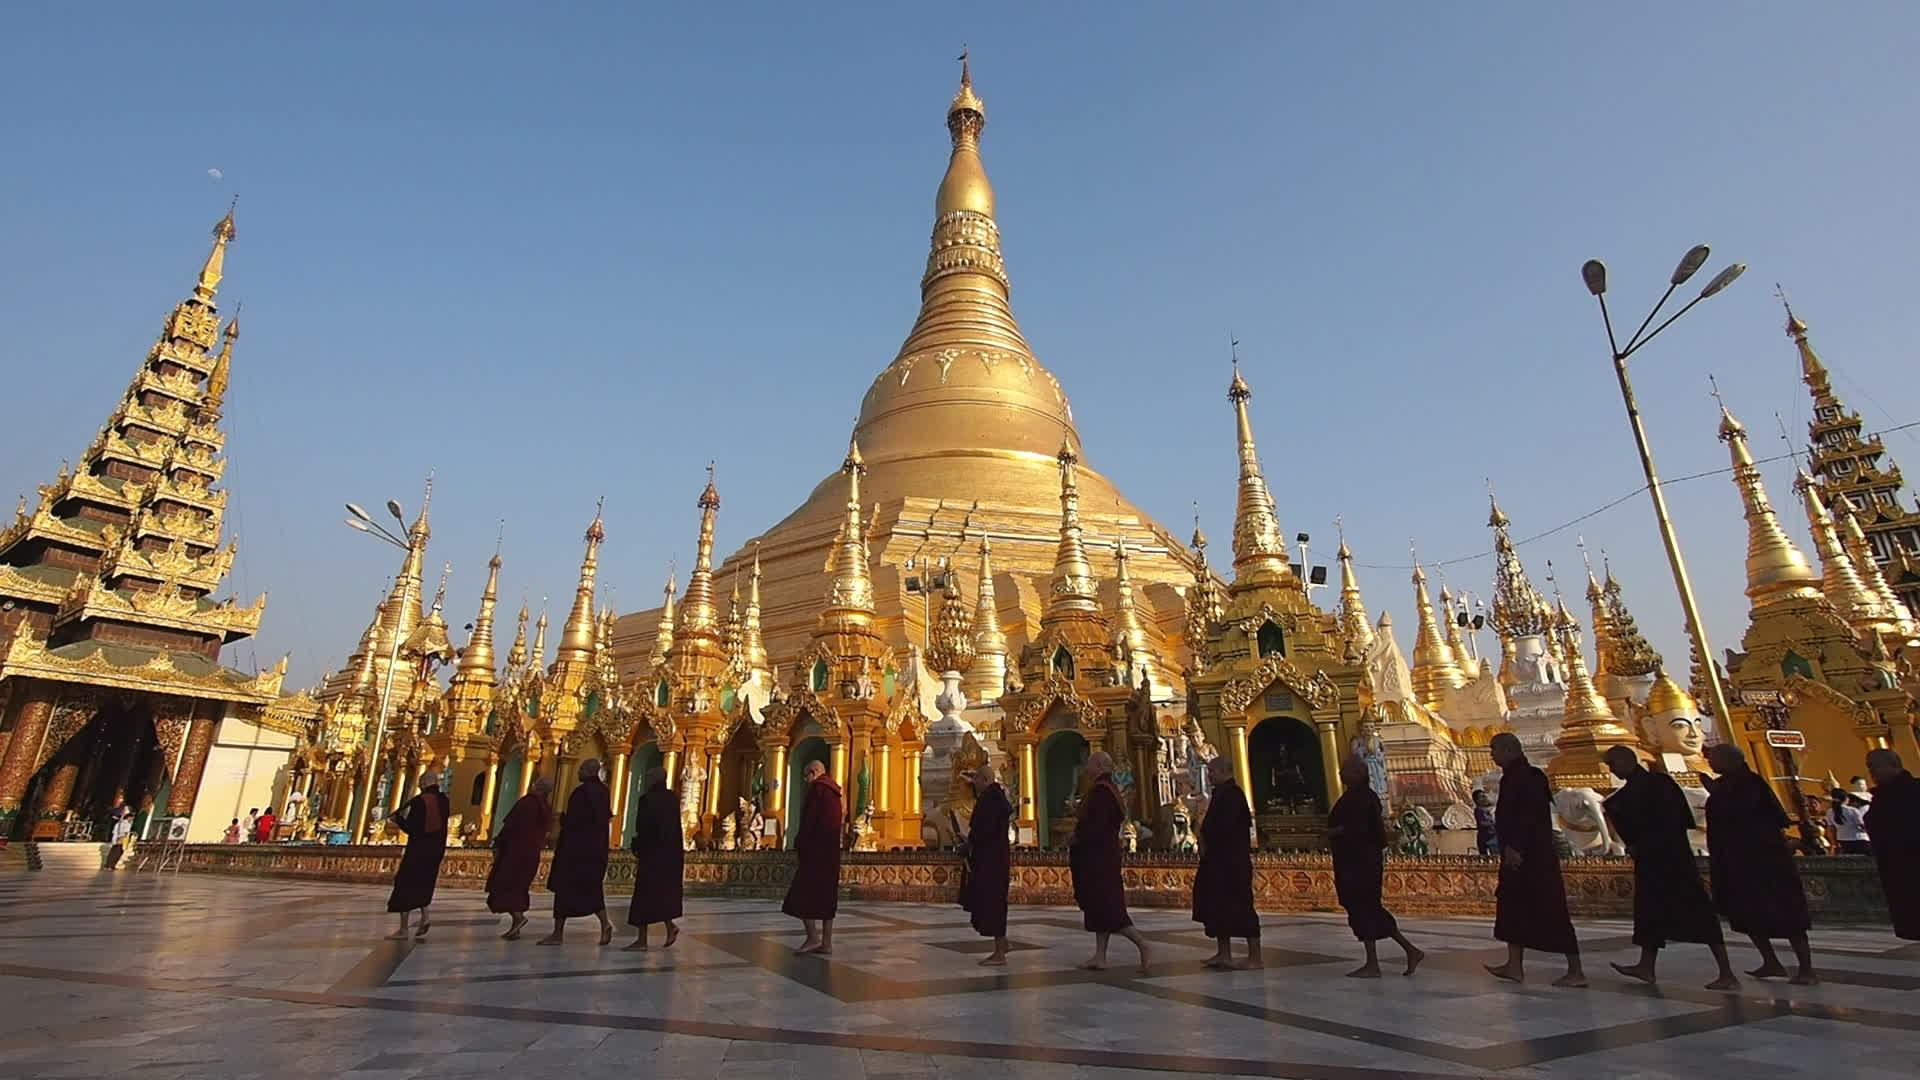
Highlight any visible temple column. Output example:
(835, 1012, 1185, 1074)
(766, 744, 788, 814)
(830, 740, 848, 792)
(515, 752, 534, 797)
(903, 743, 924, 843)
(875, 741, 894, 838)
(0, 683, 56, 813)
(704, 751, 723, 818)
(37, 763, 81, 819)
(1225, 722, 1252, 802)
(166, 707, 218, 818)
(1315, 713, 1346, 803)
(607, 751, 629, 846)
(478, 755, 501, 834)
(663, 748, 681, 788)
(1017, 738, 1038, 841)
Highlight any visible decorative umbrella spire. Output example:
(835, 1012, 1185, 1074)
(964, 527, 1009, 697)
(1226, 355, 1292, 589)
(1718, 403, 1821, 610)
(556, 499, 604, 664)
(1045, 439, 1098, 616)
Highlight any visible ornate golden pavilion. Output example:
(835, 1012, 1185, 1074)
(0, 212, 286, 838)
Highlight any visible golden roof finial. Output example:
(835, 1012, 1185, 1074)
(681, 465, 723, 639)
(1717, 399, 1821, 609)
(1334, 517, 1375, 654)
(205, 313, 238, 417)
(650, 564, 678, 665)
(1835, 502, 1918, 636)
(531, 602, 548, 668)
(452, 545, 503, 685)
(1796, 468, 1887, 633)
(742, 543, 768, 675)
(964, 525, 1009, 696)
(1597, 556, 1660, 678)
(506, 599, 529, 670)
(1110, 534, 1159, 685)
(1408, 544, 1465, 708)
(1045, 437, 1099, 617)
(1776, 286, 1833, 394)
(821, 435, 876, 625)
(374, 471, 434, 654)
(1547, 606, 1640, 789)
(194, 197, 237, 302)
(556, 498, 604, 665)
(1225, 350, 1292, 590)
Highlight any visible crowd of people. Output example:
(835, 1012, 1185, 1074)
(369, 741, 1918, 990)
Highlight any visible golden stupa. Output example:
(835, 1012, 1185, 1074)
(614, 61, 1197, 674)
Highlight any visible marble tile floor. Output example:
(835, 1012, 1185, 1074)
(0, 866, 1915, 1079)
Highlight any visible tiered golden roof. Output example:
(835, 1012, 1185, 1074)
(1335, 536, 1375, 656)
(962, 530, 1008, 697)
(1407, 560, 1466, 710)
(1718, 405, 1823, 610)
(1226, 363, 1293, 592)
(1546, 606, 1640, 789)
(1796, 469, 1891, 635)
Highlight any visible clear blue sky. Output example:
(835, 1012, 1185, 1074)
(5, 3, 1917, 690)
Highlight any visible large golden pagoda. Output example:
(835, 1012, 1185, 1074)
(613, 61, 1196, 675)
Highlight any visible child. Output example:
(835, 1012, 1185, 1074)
(223, 818, 243, 844)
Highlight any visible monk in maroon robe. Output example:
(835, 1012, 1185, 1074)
(1069, 751, 1150, 973)
(624, 766, 685, 950)
(1704, 744, 1816, 984)
(1864, 749, 1919, 940)
(385, 773, 450, 940)
(958, 763, 1014, 965)
(1329, 757, 1424, 977)
(783, 760, 842, 955)
(1599, 746, 1737, 989)
(540, 759, 614, 946)
(1193, 755, 1261, 969)
(1485, 733, 1585, 986)
(485, 776, 553, 940)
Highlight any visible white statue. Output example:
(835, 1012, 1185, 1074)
(1551, 787, 1624, 857)
(1349, 717, 1389, 799)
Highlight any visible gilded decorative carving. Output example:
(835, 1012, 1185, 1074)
(1, 622, 277, 704)
(763, 686, 841, 737)
(166, 711, 217, 815)
(1008, 677, 1101, 735)
(1218, 654, 1337, 715)
(35, 691, 99, 771)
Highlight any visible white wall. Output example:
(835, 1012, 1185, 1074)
(185, 715, 297, 843)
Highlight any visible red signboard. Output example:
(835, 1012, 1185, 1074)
(1765, 730, 1807, 750)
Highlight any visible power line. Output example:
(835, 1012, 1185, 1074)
(1351, 418, 1920, 571)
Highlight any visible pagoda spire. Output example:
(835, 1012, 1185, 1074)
(1581, 546, 1616, 678)
(451, 548, 503, 685)
(1718, 404, 1822, 610)
(681, 466, 723, 639)
(1408, 554, 1466, 709)
(204, 316, 237, 420)
(506, 600, 529, 670)
(371, 475, 434, 669)
(1335, 531, 1375, 655)
(1600, 559, 1660, 678)
(1046, 439, 1098, 617)
(1836, 504, 1918, 636)
(820, 436, 876, 630)
(555, 501, 604, 665)
(722, 574, 745, 674)
(650, 568, 678, 665)
(530, 606, 548, 669)
(1110, 535, 1160, 686)
(964, 529, 1009, 697)
(1487, 494, 1549, 641)
(194, 203, 237, 302)
(1796, 468, 1885, 633)
(1184, 516, 1226, 675)
(742, 544, 768, 676)
(1225, 358, 1292, 590)
(1546, 608, 1640, 790)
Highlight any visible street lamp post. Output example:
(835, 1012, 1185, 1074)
(343, 499, 415, 842)
(1581, 248, 1745, 741)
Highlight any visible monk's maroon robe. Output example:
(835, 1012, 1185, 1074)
(1069, 779, 1133, 933)
(960, 783, 1013, 938)
(1865, 770, 1920, 939)
(782, 775, 843, 921)
(1192, 779, 1259, 939)
(1329, 785, 1399, 942)
(386, 788, 450, 913)
(1602, 767, 1722, 949)
(1705, 768, 1810, 939)
(1493, 759, 1579, 954)
(485, 791, 550, 914)
(626, 782, 685, 927)
(547, 778, 612, 918)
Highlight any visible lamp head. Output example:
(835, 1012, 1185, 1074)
(1700, 263, 1746, 298)
(1671, 245, 1711, 285)
(1581, 259, 1608, 296)
(344, 518, 372, 534)
(386, 499, 406, 523)
(346, 502, 372, 522)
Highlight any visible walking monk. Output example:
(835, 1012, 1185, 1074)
(1329, 757, 1423, 977)
(385, 772, 450, 941)
(540, 759, 614, 946)
(624, 766, 685, 950)
(959, 763, 1014, 965)
(1069, 751, 1151, 973)
(485, 776, 553, 940)
(1599, 746, 1737, 989)
(783, 759, 842, 955)
(1704, 744, 1817, 983)
(1193, 755, 1261, 969)
(1863, 749, 1919, 940)
(1485, 733, 1585, 986)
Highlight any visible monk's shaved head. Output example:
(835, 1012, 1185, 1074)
(804, 759, 827, 781)
(530, 776, 555, 795)
(1867, 747, 1904, 784)
(1705, 743, 1746, 773)
(645, 765, 669, 787)
(1489, 732, 1524, 766)
(970, 763, 997, 792)
(1206, 755, 1234, 782)
(578, 758, 603, 781)
(1085, 751, 1114, 778)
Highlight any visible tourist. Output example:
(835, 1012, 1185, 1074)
(1703, 744, 1817, 984)
(1329, 757, 1423, 977)
(1069, 751, 1150, 973)
(254, 806, 277, 844)
(385, 772, 450, 941)
(1484, 732, 1585, 986)
(1863, 748, 1918, 940)
(624, 766, 684, 951)
(1193, 755, 1261, 970)
(783, 759, 843, 955)
(1832, 791, 1871, 855)
(1599, 746, 1738, 990)
(222, 818, 242, 844)
(540, 759, 615, 946)
(958, 763, 1013, 966)
(1473, 789, 1498, 856)
(485, 776, 553, 940)
(104, 810, 134, 870)
(243, 808, 259, 842)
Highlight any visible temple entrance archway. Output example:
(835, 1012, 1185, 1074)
(711, 724, 762, 846)
(18, 699, 166, 839)
(1037, 729, 1090, 849)
(622, 740, 663, 839)
(1249, 716, 1324, 815)
(784, 736, 830, 849)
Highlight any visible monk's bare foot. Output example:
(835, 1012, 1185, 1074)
(1789, 970, 1820, 986)
(1747, 963, 1788, 979)
(1610, 962, 1655, 985)
(979, 955, 1007, 967)
(663, 925, 679, 949)
(1484, 963, 1523, 983)
(413, 920, 431, 940)
(1235, 956, 1264, 970)
(1403, 947, 1425, 976)
(1347, 963, 1382, 978)
(621, 939, 649, 952)
(1202, 955, 1231, 970)
(1705, 974, 1740, 991)
(1552, 972, 1589, 988)
(598, 924, 614, 947)
(385, 930, 410, 941)
(1079, 958, 1108, 971)
(536, 934, 563, 946)
(502, 928, 522, 941)
(811, 946, 833, 956)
